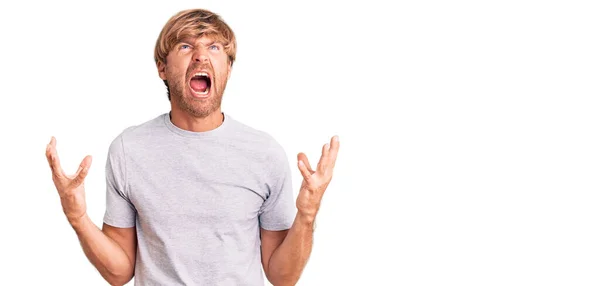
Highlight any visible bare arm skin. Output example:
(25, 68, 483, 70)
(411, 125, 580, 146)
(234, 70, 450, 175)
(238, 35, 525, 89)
(261, 215, 314, 286)
(46, 137, 137, 285)
(261, 136, 340, 286)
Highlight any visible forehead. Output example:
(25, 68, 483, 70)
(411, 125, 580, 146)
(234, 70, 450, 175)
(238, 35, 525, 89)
(180, 34, 223, 45)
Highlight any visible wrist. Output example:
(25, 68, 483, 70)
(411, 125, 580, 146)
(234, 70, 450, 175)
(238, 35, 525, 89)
(68, 213, 89, 231)
(297, 213, 317, 230)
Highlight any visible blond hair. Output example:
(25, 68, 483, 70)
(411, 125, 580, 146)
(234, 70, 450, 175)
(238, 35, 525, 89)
(154, 9, 237, 66)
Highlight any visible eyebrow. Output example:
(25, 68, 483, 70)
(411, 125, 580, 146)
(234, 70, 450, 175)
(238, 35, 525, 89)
(205, 40, 224, 47)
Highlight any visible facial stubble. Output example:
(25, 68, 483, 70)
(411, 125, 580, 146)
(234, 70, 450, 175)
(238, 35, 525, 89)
(168, 66, 228, 118)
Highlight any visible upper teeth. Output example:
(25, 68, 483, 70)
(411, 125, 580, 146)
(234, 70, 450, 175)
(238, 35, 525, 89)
(195, 72, 208, 77)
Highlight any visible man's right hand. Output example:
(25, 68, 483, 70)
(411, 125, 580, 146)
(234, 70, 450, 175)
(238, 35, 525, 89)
(45, 136, 93, 225)
(45, 137, 136, 285)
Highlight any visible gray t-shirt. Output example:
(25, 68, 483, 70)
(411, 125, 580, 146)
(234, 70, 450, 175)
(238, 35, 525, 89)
(102, 112, 296, 285)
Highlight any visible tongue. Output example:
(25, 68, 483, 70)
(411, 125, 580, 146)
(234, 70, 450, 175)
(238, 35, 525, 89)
(190, 78, 208, 92)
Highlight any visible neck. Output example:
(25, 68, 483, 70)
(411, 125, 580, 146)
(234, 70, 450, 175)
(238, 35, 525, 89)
(169, 108, 224, 132)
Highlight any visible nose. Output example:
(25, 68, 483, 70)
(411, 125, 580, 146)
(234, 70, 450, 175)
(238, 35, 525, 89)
(192, 48, 209, 63)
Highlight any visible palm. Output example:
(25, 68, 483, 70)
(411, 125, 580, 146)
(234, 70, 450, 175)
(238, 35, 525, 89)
(45, 137, 92, 222)
(295, 136, 340, 218)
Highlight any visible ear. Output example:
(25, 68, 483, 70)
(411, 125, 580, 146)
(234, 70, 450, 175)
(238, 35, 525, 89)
(157, 61, 167, 80)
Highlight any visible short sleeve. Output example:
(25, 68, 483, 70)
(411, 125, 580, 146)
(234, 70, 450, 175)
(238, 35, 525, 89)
(259, 140, 296, 231)
(102, 134, 136, 228)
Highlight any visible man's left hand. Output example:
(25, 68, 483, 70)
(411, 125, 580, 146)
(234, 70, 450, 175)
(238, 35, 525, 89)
(295, 135, 340, 221)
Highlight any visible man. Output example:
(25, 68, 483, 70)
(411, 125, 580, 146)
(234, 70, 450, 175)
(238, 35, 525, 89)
(45, 8, 339, 286)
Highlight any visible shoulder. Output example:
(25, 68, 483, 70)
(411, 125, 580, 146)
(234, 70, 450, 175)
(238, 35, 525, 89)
(107, 113, 167, 154)
(225, 113, 288, 160)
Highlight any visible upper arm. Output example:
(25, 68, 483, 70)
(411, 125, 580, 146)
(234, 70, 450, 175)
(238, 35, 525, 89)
(260, 228, 288, 276)
(102, 223, 137, 272)
(103, 135, 137, 228)
(259, 140, 296, 231)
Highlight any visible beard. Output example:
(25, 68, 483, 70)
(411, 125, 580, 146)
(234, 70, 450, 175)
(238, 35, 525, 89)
(168, 64, 228, 118)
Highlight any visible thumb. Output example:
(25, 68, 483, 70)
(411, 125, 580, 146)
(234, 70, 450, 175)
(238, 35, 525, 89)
(297, 159, 312, 183)
(71, 155, 92, 186)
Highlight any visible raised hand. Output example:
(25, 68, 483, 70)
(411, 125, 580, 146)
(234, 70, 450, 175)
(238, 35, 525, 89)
(295, 135, 340, 220)
(45, 137, 93, 224)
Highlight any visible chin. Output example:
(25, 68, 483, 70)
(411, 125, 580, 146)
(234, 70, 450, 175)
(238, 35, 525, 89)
(178, 94, 220, 118)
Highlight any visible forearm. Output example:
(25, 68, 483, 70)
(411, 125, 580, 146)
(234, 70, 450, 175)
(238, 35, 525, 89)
(70, 214, 134, 285)
(267, 213, 315, 286)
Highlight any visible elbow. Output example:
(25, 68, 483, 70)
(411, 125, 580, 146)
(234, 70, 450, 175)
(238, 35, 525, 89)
(266, 271, 300, 286)
(102, 262, 134, 286)
(268, 278, 299, 286)
(105, 272, 134, 286)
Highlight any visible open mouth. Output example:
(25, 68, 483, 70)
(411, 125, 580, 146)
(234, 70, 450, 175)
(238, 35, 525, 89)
(189, 72, 212, 95)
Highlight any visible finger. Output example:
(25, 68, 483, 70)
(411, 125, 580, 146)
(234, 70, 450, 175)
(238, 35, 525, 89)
(328, 135, 340, 169)
(316, 142, 330, 173)
(45, 137, 54, 165)
(71, 155, 92, 187)
(297, 159, 312, 183)
(46, 136, 66, 179)
(297, 152, 314, 174)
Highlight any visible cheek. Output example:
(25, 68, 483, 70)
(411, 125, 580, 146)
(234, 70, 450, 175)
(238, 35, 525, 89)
(211, 56, 230, 75)
(167, 57, 190, 75)
(169, 68, 186, 82)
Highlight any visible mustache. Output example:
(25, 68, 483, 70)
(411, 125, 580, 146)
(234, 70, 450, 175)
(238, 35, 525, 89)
(187, 63, 213, 77)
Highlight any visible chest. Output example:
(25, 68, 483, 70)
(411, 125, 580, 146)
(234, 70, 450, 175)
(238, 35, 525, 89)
(126, 148, 267, 229)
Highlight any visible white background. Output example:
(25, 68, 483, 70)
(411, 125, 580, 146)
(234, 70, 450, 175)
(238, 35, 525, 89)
(1, 0, 599, 285)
